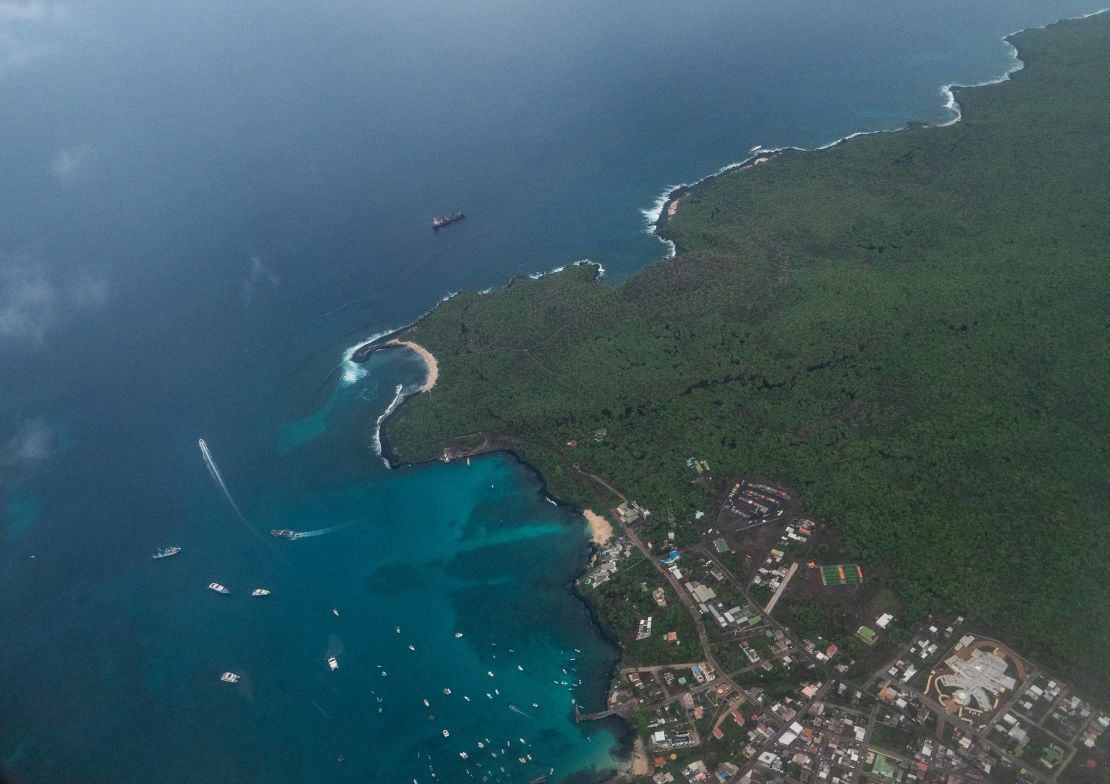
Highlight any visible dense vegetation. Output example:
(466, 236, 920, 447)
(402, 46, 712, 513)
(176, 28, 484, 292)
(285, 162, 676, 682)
(383, 16, 1110, 697)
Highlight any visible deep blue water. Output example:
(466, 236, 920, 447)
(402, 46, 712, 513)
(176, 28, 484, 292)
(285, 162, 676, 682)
(0, 1, 1104, 782)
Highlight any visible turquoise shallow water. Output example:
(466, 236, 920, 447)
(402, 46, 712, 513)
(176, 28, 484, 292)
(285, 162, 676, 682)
(1, 1, 1106, 782)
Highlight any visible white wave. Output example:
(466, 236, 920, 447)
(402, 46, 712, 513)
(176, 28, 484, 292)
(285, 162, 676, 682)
(639, 8, 1110, 253)
(941, 8, 1108, 126)
(371, 384, 409, 468)
(527, 264, 565, 281)
(341, 328, 394, 386)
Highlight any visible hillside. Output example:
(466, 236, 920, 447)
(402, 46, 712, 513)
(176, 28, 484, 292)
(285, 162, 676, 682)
(380, 14, 1110, 696)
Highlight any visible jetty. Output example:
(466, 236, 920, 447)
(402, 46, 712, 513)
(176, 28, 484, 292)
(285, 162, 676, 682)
(573, 701, 635, 723)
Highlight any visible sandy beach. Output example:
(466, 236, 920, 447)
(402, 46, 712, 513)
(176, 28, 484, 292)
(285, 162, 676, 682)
(386, 339, 439, 393)
(582, 509, 614, 546)
(628, 737, 650, 776)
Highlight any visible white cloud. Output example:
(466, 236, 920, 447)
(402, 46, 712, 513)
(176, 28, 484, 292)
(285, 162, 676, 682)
(0, 262, 108, 345)
(0, 1, 67, 22)
(51, 143, 90, 183)
(0, 1, 70, 74)
(65, 270, 108, 306)
(2, 418, 54, 467)
(242, 255, 280, 306)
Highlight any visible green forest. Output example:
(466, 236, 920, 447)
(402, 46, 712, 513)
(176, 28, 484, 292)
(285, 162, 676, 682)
(382, 16, 1110, 698)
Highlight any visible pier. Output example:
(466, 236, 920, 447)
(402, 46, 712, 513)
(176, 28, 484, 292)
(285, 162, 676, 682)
(573, 701, 635, 723)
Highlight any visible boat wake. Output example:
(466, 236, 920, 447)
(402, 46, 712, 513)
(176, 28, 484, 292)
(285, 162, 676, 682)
(198, 438, 247, 521)
(198, 438, 269, 544)
(291, 525, 347, 539)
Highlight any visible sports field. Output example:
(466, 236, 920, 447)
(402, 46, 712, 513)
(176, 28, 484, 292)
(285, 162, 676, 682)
(820, 564, 863, 586)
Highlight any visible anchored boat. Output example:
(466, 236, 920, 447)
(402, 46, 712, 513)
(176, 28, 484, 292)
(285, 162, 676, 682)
(208, 582, 230, 594)
(152, 546, 181, 559)
(431, 211, 464, 229)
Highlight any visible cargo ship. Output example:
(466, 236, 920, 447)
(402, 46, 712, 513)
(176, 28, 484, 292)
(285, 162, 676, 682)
(431, 211, 464, 229)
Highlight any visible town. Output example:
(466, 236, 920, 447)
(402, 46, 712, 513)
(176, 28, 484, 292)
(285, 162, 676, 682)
(575, 470, 1109, 784)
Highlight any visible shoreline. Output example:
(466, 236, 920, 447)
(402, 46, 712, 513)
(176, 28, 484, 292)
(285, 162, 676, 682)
(582, 509, 615, 546)
(349, 10, 1110, 778)
(647, 8, 1109, 249)
(351, 338, 438, 393)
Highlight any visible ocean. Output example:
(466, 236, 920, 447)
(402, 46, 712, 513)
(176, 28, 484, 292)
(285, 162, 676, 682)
(0, 1, 1103, 782)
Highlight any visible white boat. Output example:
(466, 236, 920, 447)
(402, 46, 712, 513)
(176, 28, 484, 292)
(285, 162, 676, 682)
(327, 656, 339, 671)
(487, 671, 494, 677)
(423, 698, 430, 707)
(220, 672, 240, 683)
(517, 665, 524, 671)
(332, 608, 340, 617)
(152, 546, 181, 559)
(251, 588, 271, 597)
(454, 632, 463, 638)
(443, 688, 452, 695)
(459, 752, 469, 760)
(408, 644, 416, 651)
(442, 729, 450, 738)
(208, 582, 229, 594)
(395, 626, 401, 634)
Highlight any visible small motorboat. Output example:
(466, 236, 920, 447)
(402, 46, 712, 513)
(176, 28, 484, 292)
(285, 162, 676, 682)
(454, 632, 463, 638)
(152, 546, 181, 559)
(251, 588, 271, 597)
(332, 608, 340, 617)
(459, 752, 469, 760)
(443, 688, 452, 695)
(327, 656, 339, 671)
(408, 644, 416, 651)
(394, 626, 401, 634)
(423, 698, 430, 707)
(442, 729, 450, 738)
(208, 582, 230, 594)
(220, 672, 240, 683)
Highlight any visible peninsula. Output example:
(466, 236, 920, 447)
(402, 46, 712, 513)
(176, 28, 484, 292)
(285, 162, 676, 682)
(366, 13, 1110, 783)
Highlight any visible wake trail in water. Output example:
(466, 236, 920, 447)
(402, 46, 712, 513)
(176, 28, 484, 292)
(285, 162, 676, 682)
(198, 438, 246, 519)
(198, 438, 269, 544)
(508, 704, 535, 721)
(292, 525, 348, 539)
